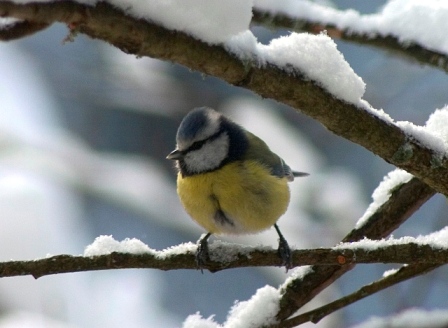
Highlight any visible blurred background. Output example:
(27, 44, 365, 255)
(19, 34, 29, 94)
(0, 0, 447, 327)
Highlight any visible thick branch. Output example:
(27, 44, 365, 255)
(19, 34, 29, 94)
(0, 1, 247, 83)
(0, 242, 447, 279)
(276, 177, 435, 320)
(252, 9, 448, 74)
(0, 1, 447, 197)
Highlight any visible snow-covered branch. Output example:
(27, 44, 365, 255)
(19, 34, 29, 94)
(0, 239, 447, 279)
(1, 1, 448, 199)
(252, 4, 448, 73)
(279, 262, 440, 327)
(277, 176, 435, 320)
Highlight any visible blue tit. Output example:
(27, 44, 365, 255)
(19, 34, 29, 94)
(167, 107, 308, 270)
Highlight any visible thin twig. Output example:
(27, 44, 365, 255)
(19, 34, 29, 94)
(277, 263, 440, 327)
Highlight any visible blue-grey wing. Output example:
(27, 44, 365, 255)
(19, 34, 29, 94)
(244, 131, 308, 181)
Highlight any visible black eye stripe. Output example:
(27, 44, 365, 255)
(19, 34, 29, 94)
(186, 129, 225, 153)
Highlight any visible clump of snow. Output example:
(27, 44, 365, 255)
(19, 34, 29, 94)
(183, 313, 220, 328)
(396, 122, 444, 156)
(352, 308, 448, 328)
(355, 169, 412, 228)
(382, 268, 400, 278)
(358, 100, 395, 123)
(183, 285, 280, 328)
(227, 31, 366, 104)
(336, 226, 448, 251)
(225, 31, 259, 61)
(157, 242, 197, 259)
(425, 107, 448, 144)
(84, 235, 155, 256)
(10, 0, 252, 44)
(107, 0, 253, 44)
(225, 286, 280, 327)
(397, 105, 448, 158)
(255, 0, 448, 55)
(280, 266, 314, 292)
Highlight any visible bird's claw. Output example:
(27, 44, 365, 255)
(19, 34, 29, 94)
(274, 224, 293, 271)
(277, 236, 293, 272)
(196, 233, 211, 273)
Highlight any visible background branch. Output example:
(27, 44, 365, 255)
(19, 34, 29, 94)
(252, 9, 448, 74)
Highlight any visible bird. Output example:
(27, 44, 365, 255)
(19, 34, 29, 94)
(167, 107, 308, 270)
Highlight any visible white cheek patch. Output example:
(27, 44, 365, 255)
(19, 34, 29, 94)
(184, 132, 229, 173)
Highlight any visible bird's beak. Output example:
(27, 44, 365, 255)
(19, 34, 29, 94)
(166, 149, 184, 160)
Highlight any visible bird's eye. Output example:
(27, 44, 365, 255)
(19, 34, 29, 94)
(186, 130, 224, 153)
(187, 139, 207, 152)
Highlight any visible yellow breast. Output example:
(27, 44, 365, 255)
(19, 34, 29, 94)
(176, 160, 290, 235)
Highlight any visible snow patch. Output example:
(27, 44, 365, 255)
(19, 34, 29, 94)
(356, 169, 412, 228)
(84, 235, 155, 256)
(183, 285, 280, 328)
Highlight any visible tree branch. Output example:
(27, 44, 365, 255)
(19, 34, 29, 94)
(0, 19, 49, 40)
(252, 9, 448, 74)
(0, 241, 446, 279)
(277, 263, 440, 327)
(0, 1, 447, 198)
(276, 177, 435, 320)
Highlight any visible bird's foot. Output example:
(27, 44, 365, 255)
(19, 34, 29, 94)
(274, 224, 293, 271)
(196, 233, 211, 273)
(277, 236, 292, 271)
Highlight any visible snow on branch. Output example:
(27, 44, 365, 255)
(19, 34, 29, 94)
(1, 1, 448, 198)
(253, 0, 448, 73)
(0, 234, 448, 279)
(253, 0, 448, 55)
